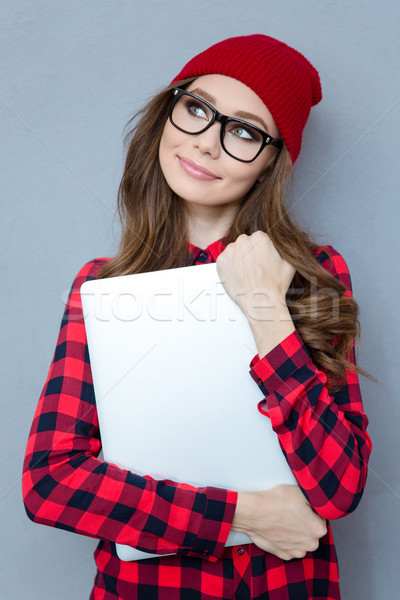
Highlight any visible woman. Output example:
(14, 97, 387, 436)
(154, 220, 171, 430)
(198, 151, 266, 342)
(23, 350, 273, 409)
(22, 34, 373, 599)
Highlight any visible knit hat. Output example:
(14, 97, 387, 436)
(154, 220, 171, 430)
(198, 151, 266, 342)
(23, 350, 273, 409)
(170, 34, 322, 164)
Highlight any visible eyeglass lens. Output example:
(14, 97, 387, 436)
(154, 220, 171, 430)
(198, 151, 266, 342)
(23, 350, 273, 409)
(171, 94, 264, 162)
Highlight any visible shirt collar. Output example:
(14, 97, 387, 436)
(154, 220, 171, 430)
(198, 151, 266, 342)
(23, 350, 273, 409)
(186, 235, 230, 262)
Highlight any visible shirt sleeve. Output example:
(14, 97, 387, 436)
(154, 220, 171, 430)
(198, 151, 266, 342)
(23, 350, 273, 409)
(248, 245, 372, 520)
(22, 259, 237, 562)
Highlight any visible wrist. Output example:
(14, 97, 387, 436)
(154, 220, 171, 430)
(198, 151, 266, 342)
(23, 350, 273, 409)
(231, 491, 259, 534)
(244, 299, 291, 323)
(246, 309, 296, 358)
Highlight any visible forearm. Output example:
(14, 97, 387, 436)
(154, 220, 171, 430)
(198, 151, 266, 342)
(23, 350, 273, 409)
(249, 331, 371, 519)
(23, 445, 236, 559)
(243, 275, 370, 518)
(245, 300, 296, 357)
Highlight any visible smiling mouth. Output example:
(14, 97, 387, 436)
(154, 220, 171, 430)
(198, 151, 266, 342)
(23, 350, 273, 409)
(178, 157, 220, 180)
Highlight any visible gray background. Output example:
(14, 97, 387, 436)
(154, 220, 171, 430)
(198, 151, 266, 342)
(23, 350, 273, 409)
(1, 1, 399, 598)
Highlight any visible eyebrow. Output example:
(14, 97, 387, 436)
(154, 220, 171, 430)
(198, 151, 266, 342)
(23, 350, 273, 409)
(189, 87, 271, 133)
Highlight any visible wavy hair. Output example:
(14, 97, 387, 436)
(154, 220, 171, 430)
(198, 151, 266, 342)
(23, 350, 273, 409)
(98, 78, 376, 395)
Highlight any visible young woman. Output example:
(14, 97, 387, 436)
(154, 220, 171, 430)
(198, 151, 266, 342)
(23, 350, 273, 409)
(22, 34, 373, 599)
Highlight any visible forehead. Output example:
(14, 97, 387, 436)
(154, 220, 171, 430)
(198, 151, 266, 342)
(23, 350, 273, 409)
(185, 74, 278, 134)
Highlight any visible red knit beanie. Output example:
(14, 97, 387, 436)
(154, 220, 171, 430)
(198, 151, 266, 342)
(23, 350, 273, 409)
(170, 34, 322, 164)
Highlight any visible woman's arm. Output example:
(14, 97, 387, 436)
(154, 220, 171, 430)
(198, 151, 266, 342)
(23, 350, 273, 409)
(22, 259, 237, 562)
(216, 235, 371, 520)
(247, 246, 372, 519)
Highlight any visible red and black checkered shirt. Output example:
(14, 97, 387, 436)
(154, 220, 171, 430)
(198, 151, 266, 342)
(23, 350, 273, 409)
(22, 236, 371, 600)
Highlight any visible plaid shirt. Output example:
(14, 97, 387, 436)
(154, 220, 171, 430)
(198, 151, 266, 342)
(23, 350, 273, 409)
(22, 236, 371, 600)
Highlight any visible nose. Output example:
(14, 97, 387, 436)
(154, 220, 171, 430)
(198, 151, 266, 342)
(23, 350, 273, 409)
(193, 122, 222, 158)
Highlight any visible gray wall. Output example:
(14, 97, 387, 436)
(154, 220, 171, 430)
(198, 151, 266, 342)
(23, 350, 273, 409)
(1, 1, 399, 598)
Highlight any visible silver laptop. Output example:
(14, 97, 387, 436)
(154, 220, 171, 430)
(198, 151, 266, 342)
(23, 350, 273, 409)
(80, 262, 296, 561)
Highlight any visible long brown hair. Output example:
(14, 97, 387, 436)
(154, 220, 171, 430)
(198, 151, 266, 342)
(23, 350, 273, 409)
(98, 79, 376, 395)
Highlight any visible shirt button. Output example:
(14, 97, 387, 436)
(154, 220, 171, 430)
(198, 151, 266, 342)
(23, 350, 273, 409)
(237, 547, 245, 555)
(198, 251, 208, 261)
(257, 379, 263, 386)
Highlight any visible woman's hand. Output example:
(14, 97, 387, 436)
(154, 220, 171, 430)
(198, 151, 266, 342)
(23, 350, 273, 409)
(215, 231, 296, 318)
(231, 485, 327, 560)
(216, 231, 297, 356)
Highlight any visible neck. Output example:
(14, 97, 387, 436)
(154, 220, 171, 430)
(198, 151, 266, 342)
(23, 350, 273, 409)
(185, 201, 239, 249)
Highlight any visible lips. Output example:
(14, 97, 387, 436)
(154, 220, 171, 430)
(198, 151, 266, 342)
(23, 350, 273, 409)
(178, 156, 220, 180)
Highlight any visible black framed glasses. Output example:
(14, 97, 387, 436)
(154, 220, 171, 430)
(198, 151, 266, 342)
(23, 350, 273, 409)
(169, 87, 283, 163)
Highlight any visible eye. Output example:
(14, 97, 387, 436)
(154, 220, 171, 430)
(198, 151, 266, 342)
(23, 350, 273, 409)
(233, 127, 252, 139)
(186, 100, 208, 120)
(228, 124, 261, 143)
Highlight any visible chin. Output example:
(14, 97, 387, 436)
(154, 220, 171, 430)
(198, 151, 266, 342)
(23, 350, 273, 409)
(169, 180, 222, 205)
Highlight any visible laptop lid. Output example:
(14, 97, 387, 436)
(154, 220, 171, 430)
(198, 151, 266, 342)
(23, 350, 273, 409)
(80, 262, 296, 561)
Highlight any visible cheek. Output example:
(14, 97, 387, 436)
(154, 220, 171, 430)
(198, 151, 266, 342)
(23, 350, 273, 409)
(226, 164, 263, 188)
(159, 124, 170, 158)
(158, 125, 176, 178)
(234, 153, 273, 188)
(159, 121, 182, 153)
(159, 124, 189, 183)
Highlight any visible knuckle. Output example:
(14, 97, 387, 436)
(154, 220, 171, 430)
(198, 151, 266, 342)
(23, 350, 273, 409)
(311, 517, 326, 536)
(317, 521, 328, 537)
(307, 539, 320, 552)
(289, 549, 306, 560)
(278, 551, 291, 561)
